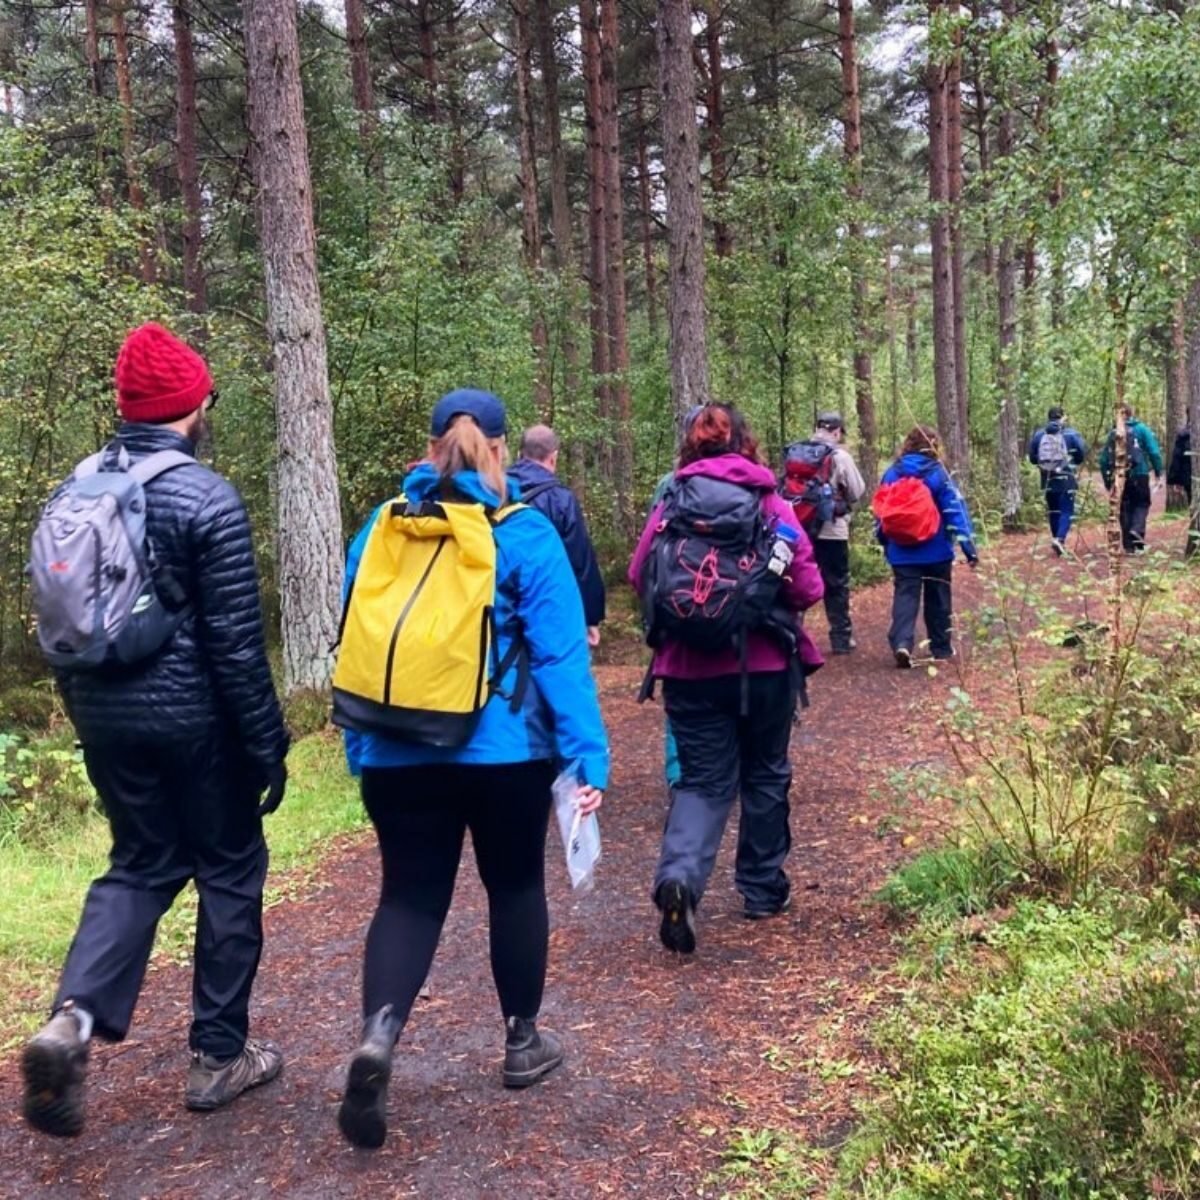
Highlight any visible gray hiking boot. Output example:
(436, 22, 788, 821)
(22, 1003, 89, 1138)
(185, 1037, 282, 1112)
(338, 1005, 400, 1150)
(502, 1017, 563, 1089)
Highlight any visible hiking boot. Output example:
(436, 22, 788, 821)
(656, 879, 697, 955)
(22, 1004, 89, 1138)
(185, 1037, 282, 1112)
(503, 1017, 564, 1089)
(338, 1005, 400, 1149)
(830, 639, 857, 655)
(894, 647, 913, 669)
(744, 891, 793, 921)
(1050, 537, 1065, 557)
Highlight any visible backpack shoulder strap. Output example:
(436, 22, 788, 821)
(517, 480, 558, 506)
(491, 501, 529, 525)
(128, 450, 196, 485)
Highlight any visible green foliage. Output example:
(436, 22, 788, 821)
(0, 683, 57, 732)
(0, 731, 92, 847)
(713, 1128, 826, 1199)
(839, 902, 1200, 1200)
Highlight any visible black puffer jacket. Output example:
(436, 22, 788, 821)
(54, 424, 289, 783)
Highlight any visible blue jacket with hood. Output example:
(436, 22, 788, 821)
(342, 464, 610, 789)
(877, 453, 979, 567)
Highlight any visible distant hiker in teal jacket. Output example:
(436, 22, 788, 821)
(1098, 406, 1164, 553)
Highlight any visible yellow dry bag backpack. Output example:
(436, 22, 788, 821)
(331, 495, 528, 746)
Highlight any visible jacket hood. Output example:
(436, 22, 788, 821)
(1045, 421, 1063, 434)
(895, 452, 942, 478)
(676, 453, 777, 491)
(402, 462, 506, 507)
(508, 458, 558, 489)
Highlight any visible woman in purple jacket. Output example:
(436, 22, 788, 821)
(629, 405, 825, 953)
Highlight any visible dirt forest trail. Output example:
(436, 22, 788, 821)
(0, 502, 1179, 1200)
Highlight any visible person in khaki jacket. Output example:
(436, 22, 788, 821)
(808, 412, 866, 654)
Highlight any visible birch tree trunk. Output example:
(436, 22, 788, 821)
(657, 0, 710, 433)
(173, 0, 206, 314)
(244, 0, 344, 693)
(838, 0, 877, 485)
(514, 0, 552, 417)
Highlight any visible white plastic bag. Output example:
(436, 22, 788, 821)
(552, 765, 601, 892)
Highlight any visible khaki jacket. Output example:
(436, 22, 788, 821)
(810, 428, 866, 541)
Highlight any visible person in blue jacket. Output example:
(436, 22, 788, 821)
(336, 389, 609, 1150)
(508, 424, 606, 645)
(1028, 406, 1088, 555)
(877, 425, 979, 668)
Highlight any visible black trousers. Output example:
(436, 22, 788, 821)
(360, 761, 555, 1028)
(888, 561, 954, 658)
(814, 538, 853, 649)
(1120, 475, 1152, 552)
(656, 672, 794, 912)
(56, 736, 267, 1059)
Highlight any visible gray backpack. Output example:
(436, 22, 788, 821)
(1037, 429, 1070, 475)
(30, 445, 193, 671)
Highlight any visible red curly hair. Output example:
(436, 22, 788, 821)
(678, 404, 763, 467)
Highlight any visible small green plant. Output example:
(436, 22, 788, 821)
(714, 1128, 825, 1199)
(0, 731, 93, 846)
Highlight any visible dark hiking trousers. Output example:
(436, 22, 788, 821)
(1120, 474, 1152, 552)
(655, 672, 795, 913)
(1043, 479, 1076, 542)
(888, 561, 954, 659)
(55, 736, 267, 1060)
(814, 538, 853, 650)
(359, 761, 555, 1029)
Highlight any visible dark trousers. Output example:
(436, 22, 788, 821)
(656, 672, 794, 912)
(888, 561, 954, 658)
(56, 737, 267, 1059)
(814, 538, 853, 649)
(1120, 475, 1152, 552)
(1044, 480, 1076, 542)
(360, 761, 554, 1027)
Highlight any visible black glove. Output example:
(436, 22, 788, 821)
(259, 761, 288, 817)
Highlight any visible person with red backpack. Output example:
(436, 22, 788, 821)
(628, 405, 824, 952)
(780, 412, 866, 654)
(873, 426, 978, 668)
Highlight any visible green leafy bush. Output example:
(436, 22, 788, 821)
(0, 684, 57, 732)
(0, 732, 93, 847)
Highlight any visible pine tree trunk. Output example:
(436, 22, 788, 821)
(85, 0, 103, 98)
(657, 0, 710, 434)
(446, 10, 465, 203)
(244, 0, 344, 693)
(634, 86, 659, 336)
(514, 0, 552, 417)
(1185, 276, 1200, 555)
(947, 0, 968, 474)
(702, 1, 731, 260)
(111, 0, 156, 283)
(599, 0, 634, 532)
(838, 0, 876, 486)
(417, 0, 439, 121)
(535, 0, 583, 416)
(173, 0, 206, 314)
(579, 0, 611, 471)
(996, 3, 1021, 530)
(1045, 30, 1065, 333)
(926, 1, 962, 472)
(344, 0, 378, 162)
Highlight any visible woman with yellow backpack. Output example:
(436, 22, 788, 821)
(331, 389, 609, 1149)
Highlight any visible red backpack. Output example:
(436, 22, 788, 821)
(779, 441, 837, 535)
(872, 476, 941, 546)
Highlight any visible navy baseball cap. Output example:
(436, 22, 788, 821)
(430, 389, 508, 438)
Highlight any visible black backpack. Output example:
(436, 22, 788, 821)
(640, 475, 796, 659)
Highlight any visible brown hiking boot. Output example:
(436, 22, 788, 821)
(22, 1004, 89, 1138)
(185, 1037, 282, 1112)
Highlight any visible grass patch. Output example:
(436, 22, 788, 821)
(0, 731, 363, 1050)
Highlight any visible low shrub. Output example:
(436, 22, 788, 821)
(0, 684, 57, 732)
(284, 688, 331, 739)
(0, 731, 93, 847)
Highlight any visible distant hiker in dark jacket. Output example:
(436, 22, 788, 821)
(1028, 405, 1088, 555)
(1168, 428, 1192, 505)
(509, 425, 606, 646)
(22, 323, 289, 1139)
(1098, 406, 1165, 553)
(876, 425, 978, 668)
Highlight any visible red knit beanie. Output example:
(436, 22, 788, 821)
(115, 323, 213, 424)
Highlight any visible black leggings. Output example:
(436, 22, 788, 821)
(359, 760, 555, 1029)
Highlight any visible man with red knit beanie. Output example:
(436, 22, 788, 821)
(22, 323, 290, 1137)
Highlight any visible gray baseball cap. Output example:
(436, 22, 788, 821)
(816, 411, 844, 430)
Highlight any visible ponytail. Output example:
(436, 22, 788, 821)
(429, 415, 509, 503)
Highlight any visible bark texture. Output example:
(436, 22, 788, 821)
(838, 0, 876, 485)
(657, 0, 711, 433)
(947, 0, 968, 468)
(244, 0, 344, 692)
(996, 2, 1021, 529)
(111, 0, 155, 283)
(634, 86, 659, 335)
(173, 0, 206, 314)
(344, 0, 378, 158)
